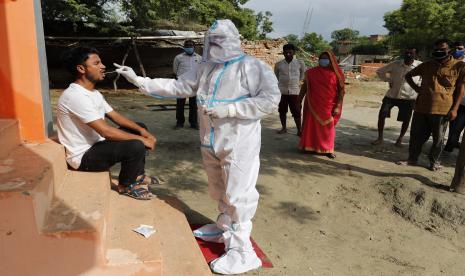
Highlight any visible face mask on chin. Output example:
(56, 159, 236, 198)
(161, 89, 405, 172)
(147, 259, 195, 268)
(403, 54, 414, 63)
(432, 50, 449, 60)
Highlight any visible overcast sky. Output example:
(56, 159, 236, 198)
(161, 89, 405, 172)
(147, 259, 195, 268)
(243, 0, 402, 40)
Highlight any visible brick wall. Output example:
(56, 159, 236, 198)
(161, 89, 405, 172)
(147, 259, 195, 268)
(242, 39, 286, 67)
(360, 63, 385, 77)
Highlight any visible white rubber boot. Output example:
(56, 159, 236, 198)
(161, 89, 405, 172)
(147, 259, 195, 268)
(210, 249, 262, 274)
(193, 213, 231, 243)
(210, 221, 262, 274)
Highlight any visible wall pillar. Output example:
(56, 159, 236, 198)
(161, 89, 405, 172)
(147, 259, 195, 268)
(0, 0, 52, 143)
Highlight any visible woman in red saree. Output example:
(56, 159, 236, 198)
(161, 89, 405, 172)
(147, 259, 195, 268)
(299, 51, 345, 158)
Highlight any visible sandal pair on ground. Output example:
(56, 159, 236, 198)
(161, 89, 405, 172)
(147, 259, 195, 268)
(114, 174, 163, 200)
(396, 160, 443, 171)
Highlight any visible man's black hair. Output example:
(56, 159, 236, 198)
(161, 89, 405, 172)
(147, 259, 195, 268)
(434, 38, 451, 47)
(61, 46, 100, 76)
(283, 43, 296, 51)
(406, 47, 419, 54)
(454, 41, 464, 47)
(184, 40, 195, 46)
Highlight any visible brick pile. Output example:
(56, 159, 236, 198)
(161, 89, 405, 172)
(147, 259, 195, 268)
(242, 39, 287, 67)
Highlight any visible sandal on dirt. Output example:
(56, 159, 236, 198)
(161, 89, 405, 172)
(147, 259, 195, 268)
(120, 183, 154, 200)
(429, 163, 443, 172)
(326, 153, 336, 159)
(138, 174, 163, 185)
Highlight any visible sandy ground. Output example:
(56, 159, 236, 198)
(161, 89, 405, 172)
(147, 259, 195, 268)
(52, 81, 465, 276)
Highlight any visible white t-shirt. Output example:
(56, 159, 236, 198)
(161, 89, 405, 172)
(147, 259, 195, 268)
(56, 83, 113, 169)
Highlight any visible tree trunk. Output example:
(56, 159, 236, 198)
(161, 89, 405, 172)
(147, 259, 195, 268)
(451, 136, 465, 194)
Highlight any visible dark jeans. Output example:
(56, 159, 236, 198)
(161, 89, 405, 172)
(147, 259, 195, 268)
(408, 112, 448, 165)
(176, 97, 198, 127)
(78, 122, 148, 186)
(445, 105, 465, 151)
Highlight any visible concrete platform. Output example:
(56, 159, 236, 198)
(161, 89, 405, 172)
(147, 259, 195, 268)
(154, 196, 212, 276)
(0, 119, 20, 160)
(0, 121, 211, 275)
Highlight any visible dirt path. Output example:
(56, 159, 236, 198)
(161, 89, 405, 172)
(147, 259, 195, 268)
(52, 81, 465, 275)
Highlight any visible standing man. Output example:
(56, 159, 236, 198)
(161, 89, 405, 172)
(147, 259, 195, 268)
(115, 20, 280, 274)
(372, 48, 422, 146)
(275, 43, 306, 136)
(398, 39, 465, 171)
(444, 41, 465, 152)
(57, 47, 157, 200)
(173, 40, 202, 129)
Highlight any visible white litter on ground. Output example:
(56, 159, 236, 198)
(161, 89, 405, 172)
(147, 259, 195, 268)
(132, 224, 156, 238)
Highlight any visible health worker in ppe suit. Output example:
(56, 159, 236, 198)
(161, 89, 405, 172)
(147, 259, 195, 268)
(115, 19, 281, 274)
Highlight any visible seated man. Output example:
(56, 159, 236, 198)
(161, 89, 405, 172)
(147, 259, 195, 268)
(57, 46, 157, 200)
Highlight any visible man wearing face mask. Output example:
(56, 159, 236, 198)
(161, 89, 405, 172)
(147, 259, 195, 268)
(275, 43, 306, 136)
(398, 39, 465, 171)
(372, 48, 422, 147)
(114, 19, 280, 274)
(173, 40, 202, 129)
(445, 41, 465, 152)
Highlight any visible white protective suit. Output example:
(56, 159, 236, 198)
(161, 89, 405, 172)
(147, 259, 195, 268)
(116, 19, 281, 274)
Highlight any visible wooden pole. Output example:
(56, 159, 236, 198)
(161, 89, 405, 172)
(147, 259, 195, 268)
(113, 44, 132, 92)
(132, 38, 146, 77)
(451, 136, 465, 194)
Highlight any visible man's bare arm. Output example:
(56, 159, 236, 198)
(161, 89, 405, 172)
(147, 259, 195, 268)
(405, 71, 421, 93)
(87, 119, 155, 149)
(450, 81, 465, 121)
(105, 110, 155, 140)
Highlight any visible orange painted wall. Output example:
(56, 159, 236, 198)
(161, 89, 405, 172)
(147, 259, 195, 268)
(0, 0, 47, 142)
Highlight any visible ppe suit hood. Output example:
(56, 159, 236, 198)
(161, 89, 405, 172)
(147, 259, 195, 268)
(203, 19, 244, 63)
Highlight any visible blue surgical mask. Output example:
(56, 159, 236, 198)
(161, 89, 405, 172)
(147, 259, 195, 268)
(319, 58, 330, 67)
(453, 49, 465, 59)
(184, 47, 194, 55)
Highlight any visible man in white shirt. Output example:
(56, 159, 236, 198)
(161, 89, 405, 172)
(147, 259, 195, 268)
(57, 47, 157, 200)
(445, 41, 465, 152)
(274, 43, 306, 136)
(372, 48, 422, 147)
(173, 40, 202, 129)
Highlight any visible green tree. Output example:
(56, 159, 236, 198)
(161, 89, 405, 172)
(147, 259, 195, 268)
(256, 11, 273, 39)
(300, 32, 331, 54)
(42, 0, 109, 25)
(331, 28, 360, 42)
(283, 34, 300, 47)
(42, 0, 270, 40)
(119, 0, 263, 39)
(384, 0, 464, 53)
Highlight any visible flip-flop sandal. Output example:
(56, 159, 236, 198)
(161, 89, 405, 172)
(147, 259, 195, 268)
(139, 174, 163, 185)
(120, 183, 154, 200)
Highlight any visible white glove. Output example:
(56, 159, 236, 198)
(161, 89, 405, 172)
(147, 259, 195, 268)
(206, 104, 237, 119)
(114, 63, 140, 87)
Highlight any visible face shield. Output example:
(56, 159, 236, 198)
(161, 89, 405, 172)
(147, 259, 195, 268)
(203, 20, 244, 63)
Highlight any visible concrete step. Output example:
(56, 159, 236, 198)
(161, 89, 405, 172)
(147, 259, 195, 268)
(42, 170, 111, 239)
(104, 194, 211, 276)
(0, 140, 65, 230)
(0, 119, 20, 160)
(0, 141, 108, 276)
(154, 196, 212, 276)
(104, 191, 163, 275)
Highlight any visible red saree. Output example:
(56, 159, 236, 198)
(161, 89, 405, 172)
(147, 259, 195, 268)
(299, 52, 344, 153)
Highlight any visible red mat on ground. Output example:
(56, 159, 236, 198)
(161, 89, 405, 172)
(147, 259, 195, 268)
(190, 224, 273, 268)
